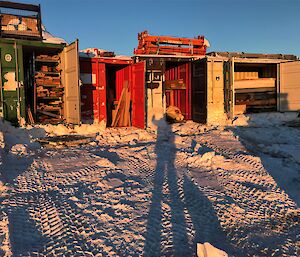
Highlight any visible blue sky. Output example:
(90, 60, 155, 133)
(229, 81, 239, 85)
(19, 0, 300, 57)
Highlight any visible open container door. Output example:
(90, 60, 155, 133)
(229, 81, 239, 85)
(224, 58, 234, 119)
(192, 59, 207, 123)
(279, 61, 300, 111)
(131, 61, 145, 128)
(61, 39, 80, 124)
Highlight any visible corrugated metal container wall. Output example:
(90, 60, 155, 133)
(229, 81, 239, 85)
(165, 62, 192, 120)
(80, 58, 106, 123)
(116, 66, 131, 100)
(0, 42, 25, 124)
(279, 61, 300, 111)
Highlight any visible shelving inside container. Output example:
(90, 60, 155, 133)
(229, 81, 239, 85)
(23, 45, 64, 124)
(34, 55, 63, 123)
(234, 63, 277, 114)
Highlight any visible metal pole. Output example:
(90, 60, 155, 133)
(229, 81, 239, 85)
(0, 53, 3, 118)
(33, 51, 36, 119)
(231, 57, 235, 119)
(14, 41, 21, 123)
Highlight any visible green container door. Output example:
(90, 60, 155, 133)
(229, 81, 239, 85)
(0, 42, 25, 125)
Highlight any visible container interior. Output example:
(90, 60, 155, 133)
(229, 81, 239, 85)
(191, 59, 207, 123)
(23, 45, 63, 124)
(234, 63, 277, 114)
(106, 64, 131, 126)
(79, 58, 99, 124)
(164, 61, 191, 120)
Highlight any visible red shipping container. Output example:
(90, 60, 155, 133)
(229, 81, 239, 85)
(79, 57, 145, 128)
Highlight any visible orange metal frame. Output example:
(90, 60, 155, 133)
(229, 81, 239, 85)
(134, 30, 207, 56)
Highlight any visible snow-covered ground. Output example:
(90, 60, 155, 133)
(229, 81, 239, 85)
(0, 113, 299, 256)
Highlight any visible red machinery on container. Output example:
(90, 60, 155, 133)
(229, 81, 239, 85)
(134, 30, 208, 56)
(134, 31, 209, 123)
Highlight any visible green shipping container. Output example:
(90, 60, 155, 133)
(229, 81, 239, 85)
(0, 41, 25, 125)
(0, 38, 81, 126)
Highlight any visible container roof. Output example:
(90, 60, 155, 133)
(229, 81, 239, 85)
(207, 52, 298, 61)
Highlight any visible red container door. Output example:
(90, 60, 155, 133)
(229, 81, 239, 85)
(131, 62, 145, 128)
(80, 58, 99, 122)
(116, 65, 131, 100)
(79, 58, 107, 124)
(97, 62, 107, 123)
(165, 62, 191, 120)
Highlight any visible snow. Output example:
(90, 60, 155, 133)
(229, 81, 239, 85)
(230, 112, 300, 207)
(0, 112, 299, 256)
(204, 38, 211, 48)
(79, 48, 132, 59)
(9, 144, 29, 157)
(197, 242, 228, 257)
(113, 55, 132, 60)
(42, 25, 66, 44)
(36, 121, 106, 136)
(232, 112, 298, 127)
(80, 48, 110, 57)
(0, 119, 44, 149)
(42, 31, 66, 44)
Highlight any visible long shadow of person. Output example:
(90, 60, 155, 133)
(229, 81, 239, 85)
(143, 116, 190, 257)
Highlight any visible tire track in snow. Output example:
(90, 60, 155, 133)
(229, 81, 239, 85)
(188, 131, 300, 256)
(0, 127, 299, 256)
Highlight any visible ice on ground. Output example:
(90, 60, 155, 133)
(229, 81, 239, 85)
(0, 119, 44, 151)
(0, 118, 155, 149)
(227, 112, 300, 206)
(0, 112, 299, 256)
(9, 144, 29, 156)
(264, 144, 300, 163)
(36, 121, 106, 137)
(172, 120, 212, 135)
(0, 181, 7, 192)
(0, 212, 11, 256)
(96, 157, 116, 168)
(199, 151, 215, 162)
(232, 112, 298, 127)
(233, 123, 300, 164)
(188, 151, 217, 168)
(96, 127, 155, 145)
(197, 242, 228, 257)
(0, 132, 4, 149)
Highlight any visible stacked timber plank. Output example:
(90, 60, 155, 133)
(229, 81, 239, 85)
(235, 78, 276, 89)
(111, 81, 131, 127)
(234, 75, 277, 114)
(35, 55, 64, 123)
